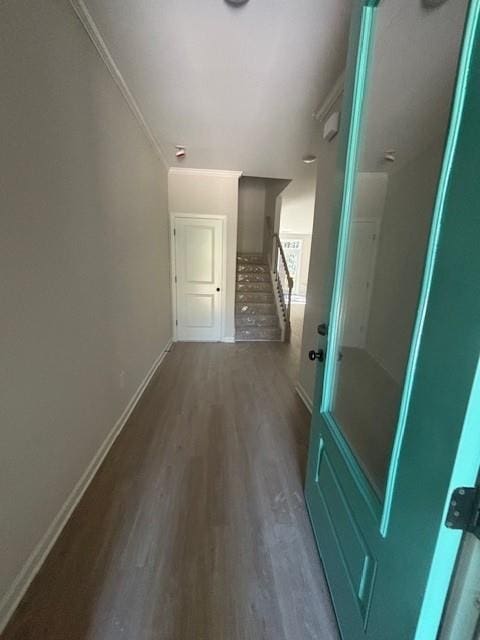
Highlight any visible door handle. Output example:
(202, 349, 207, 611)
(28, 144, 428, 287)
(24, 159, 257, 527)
(308, 349, 324, 362)
(216, 287, 220, 292)
(317, 323, 328, 336)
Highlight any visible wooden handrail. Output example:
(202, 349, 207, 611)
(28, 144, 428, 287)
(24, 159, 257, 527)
(273, 233, 294, 290)
(263, 216, 293, 341)
(271, 231, 293, 342)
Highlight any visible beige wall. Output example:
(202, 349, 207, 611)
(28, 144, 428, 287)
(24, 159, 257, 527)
(168, 168, 241, 340)
(0, 0, 171, 625)
(237, 176, 290, 258)
(300, 237, 312, 296)
(298, 96, 343, 403)
(237, 177, 267, 254)
(279, 233, 312, 297)
(365, 142, 443, 383)
(263, 179, 290, 258)
(278, 171, 316, 301)
(279, 171, 317, 236)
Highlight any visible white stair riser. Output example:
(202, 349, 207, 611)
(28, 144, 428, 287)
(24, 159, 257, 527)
(235, 315, 278, 327)
(236, 303, 276, 315)
(236, 327, 281, 341)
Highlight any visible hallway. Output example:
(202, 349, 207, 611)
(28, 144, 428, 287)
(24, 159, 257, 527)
(2, 342, 338, 640)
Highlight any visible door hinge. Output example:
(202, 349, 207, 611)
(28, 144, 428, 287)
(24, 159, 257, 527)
(174, 275, 177, 283)
(445, 487, 480, 539)
(176, 319, 178, 326)
(173, 228, 176, 236)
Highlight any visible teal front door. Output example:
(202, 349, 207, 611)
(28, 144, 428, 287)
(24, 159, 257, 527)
(305, 1, 480, 638)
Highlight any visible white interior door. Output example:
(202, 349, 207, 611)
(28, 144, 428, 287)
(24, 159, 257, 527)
(174, 216, 223, 341)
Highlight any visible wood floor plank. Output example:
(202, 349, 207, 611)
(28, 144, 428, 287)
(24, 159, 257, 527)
(2, 340, 339, 640)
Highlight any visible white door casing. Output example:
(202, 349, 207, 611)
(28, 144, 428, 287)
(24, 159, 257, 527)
(173, 215, 224, 341)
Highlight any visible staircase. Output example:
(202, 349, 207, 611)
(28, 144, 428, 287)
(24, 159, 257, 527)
(235, 254, 281, 341)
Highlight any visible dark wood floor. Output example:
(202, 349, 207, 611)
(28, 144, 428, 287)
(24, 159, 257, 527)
(2, 340, 339, 640)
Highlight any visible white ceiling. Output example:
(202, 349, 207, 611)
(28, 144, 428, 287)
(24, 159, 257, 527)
(83, 0, 352, 179)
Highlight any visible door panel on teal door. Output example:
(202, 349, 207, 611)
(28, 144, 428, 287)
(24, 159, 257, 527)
(305, 0, 479, 638)
(316, 440, 377, 622)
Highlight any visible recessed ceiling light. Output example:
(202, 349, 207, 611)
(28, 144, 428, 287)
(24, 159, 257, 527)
(302, 154, 317, 164)
(225, 0, 250, 6)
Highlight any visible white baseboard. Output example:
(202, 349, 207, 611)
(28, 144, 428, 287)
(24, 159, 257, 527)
(0, 338, 173, 633)
(296, 382, 313, 414)
(222, 336, 235, 343)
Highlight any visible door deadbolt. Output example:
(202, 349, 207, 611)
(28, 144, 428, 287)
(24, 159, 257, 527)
(317, 323, 328, 336)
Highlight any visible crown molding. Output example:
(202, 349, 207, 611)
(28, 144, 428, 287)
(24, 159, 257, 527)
(168, 167, 243, 179)
(313, 70, 345, 122)
(69, 0, 168, 169)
